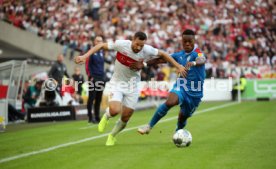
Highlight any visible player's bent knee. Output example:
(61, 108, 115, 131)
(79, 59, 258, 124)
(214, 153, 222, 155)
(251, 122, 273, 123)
(165, 93, 179, 107)
(109, 107, 120, 116)
(165, 100, 178, 107)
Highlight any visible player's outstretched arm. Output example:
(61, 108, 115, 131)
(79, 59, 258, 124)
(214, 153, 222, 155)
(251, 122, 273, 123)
(158, 50, 188, 77)
(129, 58, 166, 71)
(146, 58, 166, 66)
(75, 43, 109, 64)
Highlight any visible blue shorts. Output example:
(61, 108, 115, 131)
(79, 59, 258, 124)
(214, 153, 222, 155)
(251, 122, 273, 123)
(170, 87, 201, 117)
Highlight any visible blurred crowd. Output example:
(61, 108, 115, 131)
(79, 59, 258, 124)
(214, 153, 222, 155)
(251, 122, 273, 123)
(1, 0, 276, 79)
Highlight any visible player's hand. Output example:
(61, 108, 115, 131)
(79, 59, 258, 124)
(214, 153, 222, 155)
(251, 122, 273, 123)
(74, 55, 86, 64)
(130, 60, 144, 71)
(177, 66, 188, 78)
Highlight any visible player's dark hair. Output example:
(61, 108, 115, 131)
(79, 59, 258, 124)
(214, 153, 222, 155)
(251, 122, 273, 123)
(182, 29, 195, 36)
(134, 32, 147, 40)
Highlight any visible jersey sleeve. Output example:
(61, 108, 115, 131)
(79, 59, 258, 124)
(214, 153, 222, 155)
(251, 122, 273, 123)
(107, 40, 126, 51)
(193, 50, 206, 65)
(195, 52, 205, 58)
(143, 45, 159, 61)
(194, 48, 206, 59)
(194, 52, 206, 64)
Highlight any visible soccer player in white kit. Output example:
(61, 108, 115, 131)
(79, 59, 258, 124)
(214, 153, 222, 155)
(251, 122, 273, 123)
(75, 32, 187, 146)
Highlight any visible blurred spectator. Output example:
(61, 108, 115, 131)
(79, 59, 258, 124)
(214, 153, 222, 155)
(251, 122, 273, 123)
(72, 66, 85, 95)
(272, 55, 276, 67)
(1, 0, 276, 79)
(91, 0, 101, 20)
(23, 80, 43, 112)
(36, 80, 62, 107)
(260, 53, 271, 66)
(232, 75, 247, 101)
(8, 104, 25, 122)
(48, 54, 70, 94)
(61, 78, 81, 105)
(156, 69, 165, 81)
(248, 52, 259, 66)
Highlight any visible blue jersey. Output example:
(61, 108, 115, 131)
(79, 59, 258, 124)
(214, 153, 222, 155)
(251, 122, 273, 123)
(171, 47, 206, 99)
(85, 50, 105, 79)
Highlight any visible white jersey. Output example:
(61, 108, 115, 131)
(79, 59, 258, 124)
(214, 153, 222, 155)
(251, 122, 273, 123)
(108, 40, 158, 83)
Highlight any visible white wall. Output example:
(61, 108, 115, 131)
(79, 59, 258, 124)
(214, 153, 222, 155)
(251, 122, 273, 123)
(202, 78, 233, 101)
(100, 78, 233, 102)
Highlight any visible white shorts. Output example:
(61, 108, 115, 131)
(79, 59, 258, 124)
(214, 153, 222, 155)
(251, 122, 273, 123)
(108, 82, 139, 110)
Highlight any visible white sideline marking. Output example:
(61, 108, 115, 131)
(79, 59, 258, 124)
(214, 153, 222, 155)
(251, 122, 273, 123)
(0, 102, 238, 164)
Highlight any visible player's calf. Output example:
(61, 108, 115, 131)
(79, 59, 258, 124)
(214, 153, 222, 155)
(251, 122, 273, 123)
(121, 109, 134, 122)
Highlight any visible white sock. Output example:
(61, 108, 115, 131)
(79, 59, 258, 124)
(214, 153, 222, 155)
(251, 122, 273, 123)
(111, 119, 127, 137)
(104, 108, 111, 119)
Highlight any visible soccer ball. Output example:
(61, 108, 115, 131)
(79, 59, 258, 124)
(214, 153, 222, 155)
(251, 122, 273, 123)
(172, 129, 192, 147)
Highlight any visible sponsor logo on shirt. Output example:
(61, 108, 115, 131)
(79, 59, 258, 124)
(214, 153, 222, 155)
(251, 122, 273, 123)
(116, 52, 137, 67)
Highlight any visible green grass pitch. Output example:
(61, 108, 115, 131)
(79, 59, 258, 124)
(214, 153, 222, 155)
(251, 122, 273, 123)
(0, 101, 276, 169)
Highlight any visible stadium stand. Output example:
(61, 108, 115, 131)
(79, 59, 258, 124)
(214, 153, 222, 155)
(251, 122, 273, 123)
(1, 0, 275, 79)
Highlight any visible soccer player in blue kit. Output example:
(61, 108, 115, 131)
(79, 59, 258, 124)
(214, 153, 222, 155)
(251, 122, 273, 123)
(134, 29, 206, 134)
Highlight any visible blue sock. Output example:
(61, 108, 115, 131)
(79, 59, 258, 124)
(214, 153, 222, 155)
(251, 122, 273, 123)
(149, 103, 170, 128)
(176, 113, 190, 131)
(176, 120, 187, 131)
